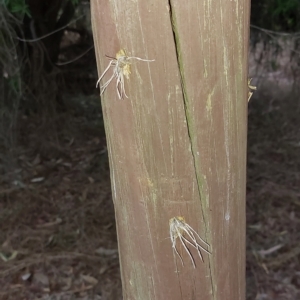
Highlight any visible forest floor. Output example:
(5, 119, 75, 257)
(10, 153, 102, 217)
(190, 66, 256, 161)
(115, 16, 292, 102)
(0, 94, 122, 299)
(246, 78, 300, 300)
(0, 74, 300, 299)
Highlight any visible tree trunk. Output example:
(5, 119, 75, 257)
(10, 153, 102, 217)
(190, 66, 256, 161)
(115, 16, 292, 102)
(91, 1, 250, 299)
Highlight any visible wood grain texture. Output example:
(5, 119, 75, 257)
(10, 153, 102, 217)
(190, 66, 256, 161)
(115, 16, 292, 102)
(91, 0, 250, 299)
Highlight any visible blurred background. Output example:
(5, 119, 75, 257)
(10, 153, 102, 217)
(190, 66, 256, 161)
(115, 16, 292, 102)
(0, 1, 299, 299)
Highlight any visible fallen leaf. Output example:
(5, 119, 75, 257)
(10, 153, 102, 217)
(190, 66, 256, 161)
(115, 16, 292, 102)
(31, 177, 45, 183)
(258, 244, 283, 257)
(0, 250, 18, 262)
(99, 266, 108, 275)
(36, 218, 62, 228)
(61, 277, 73, 291)
(95, 247, 118, 256)
(33, 272, 49, 287)
(81, 274, 98, 286)
(21, 272, 32, 281)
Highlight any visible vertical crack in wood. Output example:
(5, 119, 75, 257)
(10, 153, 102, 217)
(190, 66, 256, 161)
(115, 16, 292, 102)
(168, 1, 215, 297)
(167, 0, 205, 235)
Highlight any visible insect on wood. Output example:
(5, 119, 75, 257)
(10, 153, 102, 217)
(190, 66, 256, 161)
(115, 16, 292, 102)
(169, 216, 211, 268)
(96, 49, 154, 99)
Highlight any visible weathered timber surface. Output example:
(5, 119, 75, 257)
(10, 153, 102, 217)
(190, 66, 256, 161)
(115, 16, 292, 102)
(91, 1, 249, 299)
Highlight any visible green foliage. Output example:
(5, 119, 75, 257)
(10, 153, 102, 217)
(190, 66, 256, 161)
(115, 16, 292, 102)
(251, 0, 300, 32)
(272, 0, 299, 29)
(273, 0, 299, 15)
(3, 0, 31, 17)
(3, 0, 79, 19)
(71, 0, 79, 5)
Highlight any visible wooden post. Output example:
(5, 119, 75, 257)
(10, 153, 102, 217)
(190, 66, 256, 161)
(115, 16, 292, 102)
(91, 1, 250, 299)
